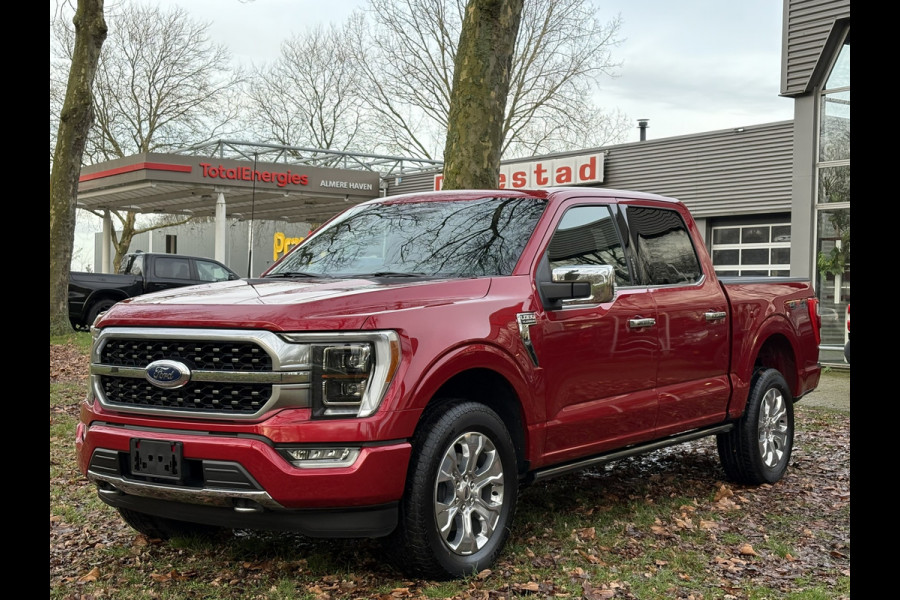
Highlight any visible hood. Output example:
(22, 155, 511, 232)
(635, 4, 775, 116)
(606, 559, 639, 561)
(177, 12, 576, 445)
(98, 276, 493, 331)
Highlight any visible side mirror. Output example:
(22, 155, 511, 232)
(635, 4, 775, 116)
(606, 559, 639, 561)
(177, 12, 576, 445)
(543, 264, 615, 307)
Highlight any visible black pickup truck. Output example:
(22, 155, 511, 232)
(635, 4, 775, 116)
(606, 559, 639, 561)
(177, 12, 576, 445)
(68, 252, 240, 330)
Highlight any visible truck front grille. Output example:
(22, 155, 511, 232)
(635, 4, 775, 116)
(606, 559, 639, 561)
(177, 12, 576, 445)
(100, 338, 272, 371)
(99, 377, 271, 414)
(90, 328, 311, 421)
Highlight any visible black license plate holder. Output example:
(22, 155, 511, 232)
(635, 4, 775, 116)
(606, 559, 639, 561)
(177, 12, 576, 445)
(130, 439, 183, 481)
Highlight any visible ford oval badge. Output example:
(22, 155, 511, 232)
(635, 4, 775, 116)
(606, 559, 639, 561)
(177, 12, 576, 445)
(145, 360, 191, 389)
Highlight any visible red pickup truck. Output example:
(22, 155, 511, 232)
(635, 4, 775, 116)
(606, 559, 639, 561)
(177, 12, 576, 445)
(76, 188, 821, 579)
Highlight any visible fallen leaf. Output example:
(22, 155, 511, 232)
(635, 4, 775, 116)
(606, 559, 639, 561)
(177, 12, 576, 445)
(738, 544, 758, 556)
(77, 567, 100, 583)
(573, 526, 595, 540)
(582, 581, 616, 600)
(714, 485, 734, 501)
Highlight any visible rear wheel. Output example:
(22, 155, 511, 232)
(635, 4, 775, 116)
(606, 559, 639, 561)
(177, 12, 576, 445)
(117, 508, 223, 540)
(86, 298, 117, 328)
(387, 401, 518, 579)
(717, 368, 794, 485)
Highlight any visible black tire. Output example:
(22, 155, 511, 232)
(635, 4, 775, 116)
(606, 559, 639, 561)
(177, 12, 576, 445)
(387, 401, 518, 579)
(86, 298, 117, 328)
(117, 507, 223, 540)
(843, 338, 850, 364)
(717, 368, 794, 485)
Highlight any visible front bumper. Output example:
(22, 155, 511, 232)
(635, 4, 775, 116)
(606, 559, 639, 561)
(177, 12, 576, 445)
(77, 420, 411, 538)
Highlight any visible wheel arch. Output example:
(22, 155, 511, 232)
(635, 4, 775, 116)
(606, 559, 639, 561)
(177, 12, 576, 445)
(407, 345, 535, 480)
(729, 317, 801, 418)
(422, 369, 529, 478)
(74, 290, 129, 328)
(86, 291, 128, 321)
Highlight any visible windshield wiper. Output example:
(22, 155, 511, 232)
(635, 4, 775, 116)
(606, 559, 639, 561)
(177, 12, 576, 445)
(357, 271, 425, 278)
(263, 271, 329, 278)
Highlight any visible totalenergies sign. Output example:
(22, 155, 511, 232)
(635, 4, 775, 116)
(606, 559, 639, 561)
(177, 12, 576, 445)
(200, 163, 309, 188)
(433, 153, 604, 190)
(273, 232, 304, 261)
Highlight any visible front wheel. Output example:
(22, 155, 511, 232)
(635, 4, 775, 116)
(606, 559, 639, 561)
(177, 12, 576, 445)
(387, 401, 518, 579)
(717, 368, 794, 485)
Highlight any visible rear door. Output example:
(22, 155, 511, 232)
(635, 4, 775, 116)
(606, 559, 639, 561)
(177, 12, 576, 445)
(145, 256, 195, 294)
(623, 204, 731, 434)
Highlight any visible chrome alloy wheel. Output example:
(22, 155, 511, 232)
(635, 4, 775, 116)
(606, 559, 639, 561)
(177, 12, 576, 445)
(757, 386, 789, 468)
(433, 431, 505, 555)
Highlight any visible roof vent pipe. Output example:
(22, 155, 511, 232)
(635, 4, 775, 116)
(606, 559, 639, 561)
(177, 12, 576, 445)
(637, 119, 649, 141)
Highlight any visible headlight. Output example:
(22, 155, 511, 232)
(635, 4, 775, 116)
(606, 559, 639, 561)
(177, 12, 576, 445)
(282, 331, 401, 418)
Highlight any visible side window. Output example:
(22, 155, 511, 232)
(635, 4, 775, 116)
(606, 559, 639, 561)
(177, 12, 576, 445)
(155, 257, 191, 280)
(626, 206, 702, 285)
(547, 205, 631, 286)
(197, 260, 232, 282)
(122, 255, 143, 276)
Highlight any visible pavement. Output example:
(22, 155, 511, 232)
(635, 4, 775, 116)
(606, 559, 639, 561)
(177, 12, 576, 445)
(800, 365, 850, 412)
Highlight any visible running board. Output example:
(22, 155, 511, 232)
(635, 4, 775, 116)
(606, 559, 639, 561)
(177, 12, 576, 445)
(529, 423, 735, 484)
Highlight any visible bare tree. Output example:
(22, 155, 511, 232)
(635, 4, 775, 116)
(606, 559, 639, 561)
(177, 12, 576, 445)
(245, 24, 374, 164)
(50, 0, 107, 335)
(350, 0, 627, 160)
(502, 0, 628, 156)
(442, 0, 524, 188)
(51, 2, 247, 271)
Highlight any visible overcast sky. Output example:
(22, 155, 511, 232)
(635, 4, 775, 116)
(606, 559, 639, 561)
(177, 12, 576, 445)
(151, 0, 792, 143)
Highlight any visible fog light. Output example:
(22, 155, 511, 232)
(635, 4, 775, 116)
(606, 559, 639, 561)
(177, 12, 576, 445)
(279, 447, 360, 468)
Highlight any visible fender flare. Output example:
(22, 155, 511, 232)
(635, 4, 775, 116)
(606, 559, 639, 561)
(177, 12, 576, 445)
(728, 313, 803, 418)
(81, 290, 130, 324)
(403, 340, 541, 461)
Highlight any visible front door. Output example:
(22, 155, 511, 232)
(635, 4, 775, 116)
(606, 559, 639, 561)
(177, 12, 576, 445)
(531, 203, 660, 465)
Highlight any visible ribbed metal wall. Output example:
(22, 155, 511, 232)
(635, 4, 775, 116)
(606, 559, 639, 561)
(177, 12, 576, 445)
(589, 122, 793, 219)
(383, 121, 793, 220)
(782, 0, 850, 96)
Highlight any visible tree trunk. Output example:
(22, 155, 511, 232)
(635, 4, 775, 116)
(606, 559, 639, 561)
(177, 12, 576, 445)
(49, 0, 107, 335)
(442, 0, 524, 189)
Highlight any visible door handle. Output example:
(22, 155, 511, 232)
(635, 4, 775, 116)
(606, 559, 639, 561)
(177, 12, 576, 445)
(704, 311, 727, 322)
(628, 317, 656, 329)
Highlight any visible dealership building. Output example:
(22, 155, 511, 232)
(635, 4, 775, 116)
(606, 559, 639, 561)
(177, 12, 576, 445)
(78, 0, 849, 363)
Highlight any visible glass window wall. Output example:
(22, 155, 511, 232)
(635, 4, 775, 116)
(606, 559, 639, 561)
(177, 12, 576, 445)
(815, 32, 850, 364)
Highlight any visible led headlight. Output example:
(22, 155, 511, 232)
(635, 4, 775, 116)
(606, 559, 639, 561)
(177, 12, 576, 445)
(283, 331, 400, 418)
(278, 446, 361, 468)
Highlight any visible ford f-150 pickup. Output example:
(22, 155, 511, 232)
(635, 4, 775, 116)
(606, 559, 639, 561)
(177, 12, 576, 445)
(69, 252, 240, 330)
(76, 188, 822, 579)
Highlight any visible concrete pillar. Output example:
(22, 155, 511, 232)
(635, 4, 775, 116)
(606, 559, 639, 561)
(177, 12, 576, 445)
(102, 213, 112, 273)
(215, 191, 226, 263)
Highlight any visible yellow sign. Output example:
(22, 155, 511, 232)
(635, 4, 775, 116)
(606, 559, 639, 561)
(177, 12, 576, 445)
(273, 232, 303, 261)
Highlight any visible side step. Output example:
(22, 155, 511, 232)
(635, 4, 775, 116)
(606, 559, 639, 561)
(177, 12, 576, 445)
(528, 423, 734, 484)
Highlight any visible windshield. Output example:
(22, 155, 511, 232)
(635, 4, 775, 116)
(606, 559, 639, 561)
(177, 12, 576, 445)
(267, 195, 547, 278)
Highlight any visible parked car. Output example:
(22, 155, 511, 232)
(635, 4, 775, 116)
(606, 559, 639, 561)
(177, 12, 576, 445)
(844, 303, 850, 363)
(69, 252, 240, 330)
